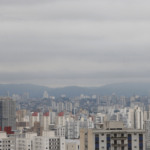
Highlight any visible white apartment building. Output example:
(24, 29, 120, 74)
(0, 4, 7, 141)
(55, 125, 65, 137)
(16, 132, 37, 150)
(30, 112, 39, 128)
(33, 131, 65, 150)
(56, 112, 66, 126)
(87, 117, 94, 129)
(11, 131, 65, 150)
(51, 101, 57, 110)
(40, 112, 50, 130)
(49, 111, 56, 124)
(0, 131, 15, 150)
(65, 102, 73, 112)
(128, 106, 144, 129)
(57, 102, 64, 113)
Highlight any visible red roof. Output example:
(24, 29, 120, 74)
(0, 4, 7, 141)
(43, 112, 49, 116)
(4, 126, 14, 134)
(32, 112, 38, 116)
(58, 112, 64, 117)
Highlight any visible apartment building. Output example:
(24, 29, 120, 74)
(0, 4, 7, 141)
(33, 131, 65, 150)
(80, 121, 145, 150)
(16, 132, 37, 150)
(55, 125, 65, 137)
(66, 121, 79, 139)
(0, 131, 15, 150)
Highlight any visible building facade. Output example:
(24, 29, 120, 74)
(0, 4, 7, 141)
(0, 97, 16, 130)
(80, 121, 145, 150)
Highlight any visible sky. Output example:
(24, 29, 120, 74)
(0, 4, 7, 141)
(0, 0, 150, 87)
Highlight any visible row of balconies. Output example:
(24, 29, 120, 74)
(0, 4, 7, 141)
(111, 143, 128, 147)
(111, 137, 127, 140)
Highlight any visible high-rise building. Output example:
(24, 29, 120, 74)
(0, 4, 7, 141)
(65, 101, 73, 112)
(43, 91, 49, 99)
(30, 112, 39, 128)
(40, 112, 50, 130)
(0, 97, 16, 130)
(145, 120, 150, 150)
(66, 120, 79, 139)
(128, 106, 144, 129)
(57, 102, 64, 113)
(56, 112, 65, 126)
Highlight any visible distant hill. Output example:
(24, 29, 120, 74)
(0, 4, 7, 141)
(0, 82, 150, 98)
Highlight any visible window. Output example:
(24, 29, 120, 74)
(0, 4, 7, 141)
(139, 134, 143, 150)
(114, 140, 117, 144)
(128, 134, 132, 150)
(95, 134, 99, 150)
(107, 134, 110, 150)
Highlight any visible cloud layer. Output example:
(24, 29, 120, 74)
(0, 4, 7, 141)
(0, 0, 150, 87)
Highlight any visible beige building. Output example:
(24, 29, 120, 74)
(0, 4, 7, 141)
(30, 112, 39, 128)
(40, 112, 50, 130)
(65, 139, 80, 150)
(80, 121, 145, 150)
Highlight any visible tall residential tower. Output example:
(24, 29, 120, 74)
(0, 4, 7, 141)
(0, 97, 16, 130)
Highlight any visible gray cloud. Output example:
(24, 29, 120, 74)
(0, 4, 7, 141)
(0, 0, 150, 87)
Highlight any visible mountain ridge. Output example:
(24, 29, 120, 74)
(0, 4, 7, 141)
(0, 82, 150, 98)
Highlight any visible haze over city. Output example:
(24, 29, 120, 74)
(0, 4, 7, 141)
(1, 1, 150, 150)
(1, 0, 150, 87)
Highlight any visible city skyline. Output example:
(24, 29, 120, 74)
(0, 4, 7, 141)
(1, 0, 150, 87)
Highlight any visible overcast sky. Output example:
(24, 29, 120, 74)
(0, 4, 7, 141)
(0, 0, 150, 87)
